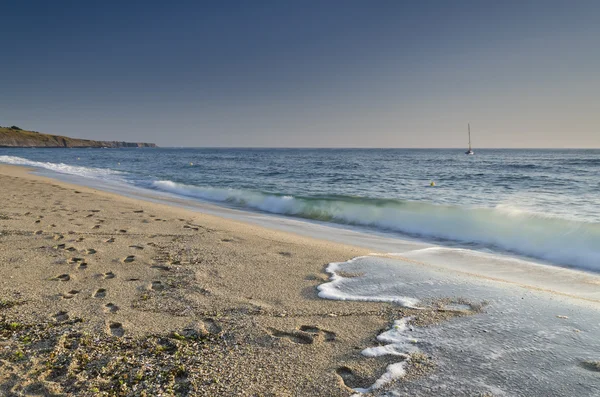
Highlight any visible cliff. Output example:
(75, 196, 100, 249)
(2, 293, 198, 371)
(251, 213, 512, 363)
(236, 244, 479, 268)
(0, 127, 157, 148)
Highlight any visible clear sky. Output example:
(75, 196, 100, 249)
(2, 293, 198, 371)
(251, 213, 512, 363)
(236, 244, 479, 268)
(2, 1, 599, 148)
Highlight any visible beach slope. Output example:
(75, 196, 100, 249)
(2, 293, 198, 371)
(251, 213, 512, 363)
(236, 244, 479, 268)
(0, 165, 467, 396)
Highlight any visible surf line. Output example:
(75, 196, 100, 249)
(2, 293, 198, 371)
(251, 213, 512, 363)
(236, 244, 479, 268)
(366, 252, 600, 304)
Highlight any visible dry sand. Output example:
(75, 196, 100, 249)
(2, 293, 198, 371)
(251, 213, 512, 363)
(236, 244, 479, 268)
(0, 165, 468, 396)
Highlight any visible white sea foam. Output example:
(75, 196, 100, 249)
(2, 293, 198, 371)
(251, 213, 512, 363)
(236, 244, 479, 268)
(320, 261, 420, 393)
(363, 317, 420, 357)
(151, 180, 600, 272)
(0, 155, 123, 180)
(323, 254, 600, 396)
(316, 258, 420, 307)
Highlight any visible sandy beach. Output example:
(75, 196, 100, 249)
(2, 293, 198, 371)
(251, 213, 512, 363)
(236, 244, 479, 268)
(0, 165, 472, 396)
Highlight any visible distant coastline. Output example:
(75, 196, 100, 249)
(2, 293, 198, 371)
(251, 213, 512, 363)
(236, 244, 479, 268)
(0, 126, 156, 148)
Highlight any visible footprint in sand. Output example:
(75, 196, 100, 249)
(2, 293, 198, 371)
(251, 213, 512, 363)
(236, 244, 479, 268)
(65, 247, 77, 252)
(85, 248, 97, 255)
(103, 272, 116, 279)
(118, 229, 127, 233)
(268, 328, 314, 345)
(133, 210, 144, 213)
(183, 318, 221, 337)
(78, 262, 88, 270)
(203, 318, 222, 334)
(129, 245, 144, 250)
(53, 311, 69, 322)
(62, 290, 80, 299)
(336, 367, 367, 389)
(34, 230, 43, 235)
(108, 322, 125, 337)
(68, 257, 83, 264)
(104, 303, 119, 313)
(76, 237, 85, 242)
(105, 237, 115, 243)
(85, 214, 94, 218)
(92, 225, 101, 229)
(34, 220, 41, 224)
(151, 281, 165, 291)
(299, 325, 337, 342)
(54, 274, 71, 282)
(122, 255, 135, 263)
(53, 243, 66, 250)
(94, 288, 107, 298)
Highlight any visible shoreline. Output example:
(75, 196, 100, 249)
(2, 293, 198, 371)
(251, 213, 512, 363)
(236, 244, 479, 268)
(2, 164, 599, 396)
(0, 164, 470, 396)
(8, 158, 599, 305)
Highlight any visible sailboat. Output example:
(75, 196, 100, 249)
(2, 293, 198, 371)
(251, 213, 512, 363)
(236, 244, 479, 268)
(465, 123, 474, 155)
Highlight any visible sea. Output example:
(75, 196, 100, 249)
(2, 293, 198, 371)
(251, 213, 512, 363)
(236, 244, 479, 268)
(1, 148, 599, 396)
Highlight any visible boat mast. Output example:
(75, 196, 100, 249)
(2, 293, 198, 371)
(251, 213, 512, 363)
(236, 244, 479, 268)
(468, 123, 471, 151)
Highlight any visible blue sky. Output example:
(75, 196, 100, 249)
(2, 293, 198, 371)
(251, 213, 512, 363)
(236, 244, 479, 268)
(2, 1, 599, 147)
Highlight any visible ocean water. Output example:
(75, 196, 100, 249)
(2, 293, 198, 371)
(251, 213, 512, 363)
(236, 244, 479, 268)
(1, 148, 599, 272)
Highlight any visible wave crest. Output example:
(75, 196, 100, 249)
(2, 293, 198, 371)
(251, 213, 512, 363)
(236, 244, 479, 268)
(152, 180, 600, 271)
(0, 155, 123, 179)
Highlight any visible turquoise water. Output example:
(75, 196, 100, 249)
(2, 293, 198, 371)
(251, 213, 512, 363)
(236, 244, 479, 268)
(1, 148, 599, 271)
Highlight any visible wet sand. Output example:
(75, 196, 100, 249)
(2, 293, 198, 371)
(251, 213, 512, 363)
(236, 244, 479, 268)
(0, 164, 469, 396)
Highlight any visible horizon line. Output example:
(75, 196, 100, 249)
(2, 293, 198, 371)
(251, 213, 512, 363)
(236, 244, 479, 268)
(153, 146, 600, 150)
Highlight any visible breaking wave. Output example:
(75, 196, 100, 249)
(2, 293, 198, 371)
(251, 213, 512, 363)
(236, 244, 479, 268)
(0, 155, 124, 179)
(152, 180, 600, 271)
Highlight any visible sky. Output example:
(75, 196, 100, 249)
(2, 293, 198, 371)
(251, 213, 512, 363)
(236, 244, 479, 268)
(1, 0, 599, 148)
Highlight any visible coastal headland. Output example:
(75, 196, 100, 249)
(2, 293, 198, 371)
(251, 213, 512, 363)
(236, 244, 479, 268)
(0, 126, 156, 148)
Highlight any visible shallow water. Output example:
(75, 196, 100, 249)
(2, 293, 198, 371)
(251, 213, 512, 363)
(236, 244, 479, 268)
(320, 256, 600, 396)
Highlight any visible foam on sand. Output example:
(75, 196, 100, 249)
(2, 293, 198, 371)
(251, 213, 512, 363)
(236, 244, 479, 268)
(317, 257, 420, 308)
(0, 155, 123, 180)
(320, 260, 421, 393)
(354, 318, 420, 393)
(319, 255, 600, 396)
